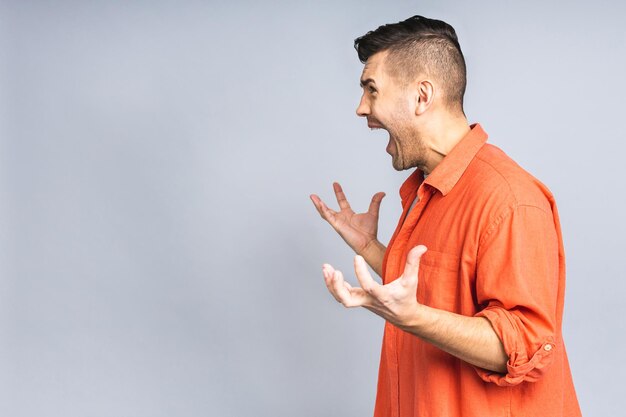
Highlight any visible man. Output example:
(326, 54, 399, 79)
(310, 15, 581, 417)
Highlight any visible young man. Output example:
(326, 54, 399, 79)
(311, 15, 581, 417)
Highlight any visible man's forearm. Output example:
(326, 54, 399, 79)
(331, 244, 508, 373)
(401, 305, 508, 373)
(359, 239, 386, 277)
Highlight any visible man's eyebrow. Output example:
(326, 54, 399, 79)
(360, 78, 376, 88)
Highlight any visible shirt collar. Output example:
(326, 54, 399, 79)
(399, 123, 488, 203)
(425, 123, 488, 196)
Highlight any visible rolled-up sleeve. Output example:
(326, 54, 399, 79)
(474, 204, 560, 386)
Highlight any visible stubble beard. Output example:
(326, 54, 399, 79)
(387, 98, 429, 172)
(389, 127, 429, 172)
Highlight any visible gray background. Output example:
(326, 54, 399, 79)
(1, 0, 624, 416)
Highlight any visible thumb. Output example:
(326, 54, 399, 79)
(400, 245, 428, 285)
(367, 192, 386, 216)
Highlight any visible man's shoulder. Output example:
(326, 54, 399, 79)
(466, 143, 554, 212)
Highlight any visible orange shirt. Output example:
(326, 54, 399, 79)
(375, 124, 581, 417)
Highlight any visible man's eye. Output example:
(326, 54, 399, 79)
(369, 87, 377, 94)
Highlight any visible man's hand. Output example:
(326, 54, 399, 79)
(322, 244, 508, 373)
(322, 245, 428, 329)
(311, 182, 387, 276)
(311, 182, 385, 255)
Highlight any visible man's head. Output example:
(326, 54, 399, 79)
(354, 16, 467, 172)
(355, 15, 466, 112)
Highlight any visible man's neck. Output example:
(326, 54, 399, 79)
(422, 115, 471, 174)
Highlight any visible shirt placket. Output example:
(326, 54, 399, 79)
(385, 183, 435, 417)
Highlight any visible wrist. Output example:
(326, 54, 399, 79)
(356, 238, 386, 278)
(398, 304, 432, 334)
(360, 238, 384, 257)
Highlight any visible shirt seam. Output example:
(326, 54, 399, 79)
(474, 152, 552, 213)
(478, 203, 553, 251)
(474, 153, 519, 203)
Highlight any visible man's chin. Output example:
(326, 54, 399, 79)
(391, 157, 407, 171)
(391, 156, 419, 172)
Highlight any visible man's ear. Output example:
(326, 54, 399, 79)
(415, 80, 435, 116)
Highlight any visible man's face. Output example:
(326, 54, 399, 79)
(356, 51, 428, 171)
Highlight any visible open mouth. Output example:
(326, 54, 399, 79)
(368, 120, 386, 131)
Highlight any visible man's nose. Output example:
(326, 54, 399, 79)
(356, 96, 370, 117)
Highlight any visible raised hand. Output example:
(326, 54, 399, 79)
(310, 182, 385, 256)
(322, 244, 509, 372)
(322, 245, 428, 329)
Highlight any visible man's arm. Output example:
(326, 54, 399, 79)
(311, 182, 387, 276)
(404, 305, 507, 373)
(357, 239, 386, 278)
(322, 246, 508, 373)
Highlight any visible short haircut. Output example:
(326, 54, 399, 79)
(354, 15, 467, 110)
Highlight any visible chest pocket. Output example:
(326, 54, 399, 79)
(417, 250, 461, 312)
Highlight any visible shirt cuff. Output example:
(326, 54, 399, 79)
(474, 305, 556, 386)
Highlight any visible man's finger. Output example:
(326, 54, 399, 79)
(400, 245, 428, 286)
(367, 192, 386, 216)
(324, 263, 369, 307)
(322, 264, 343, 303)
(331, 270, 354, 305)
(354, 255, 381, 296)
(333, 182, 351, 210)
(310, 194, 326, 216)
(310, 194, 336, 223)
(322, 263, 334, 289)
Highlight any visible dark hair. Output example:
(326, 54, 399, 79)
(354, 15, 466, 110)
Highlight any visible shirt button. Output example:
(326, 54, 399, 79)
(544, 344, 553, 351)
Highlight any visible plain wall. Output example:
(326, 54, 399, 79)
(1, 0, 625, 416)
